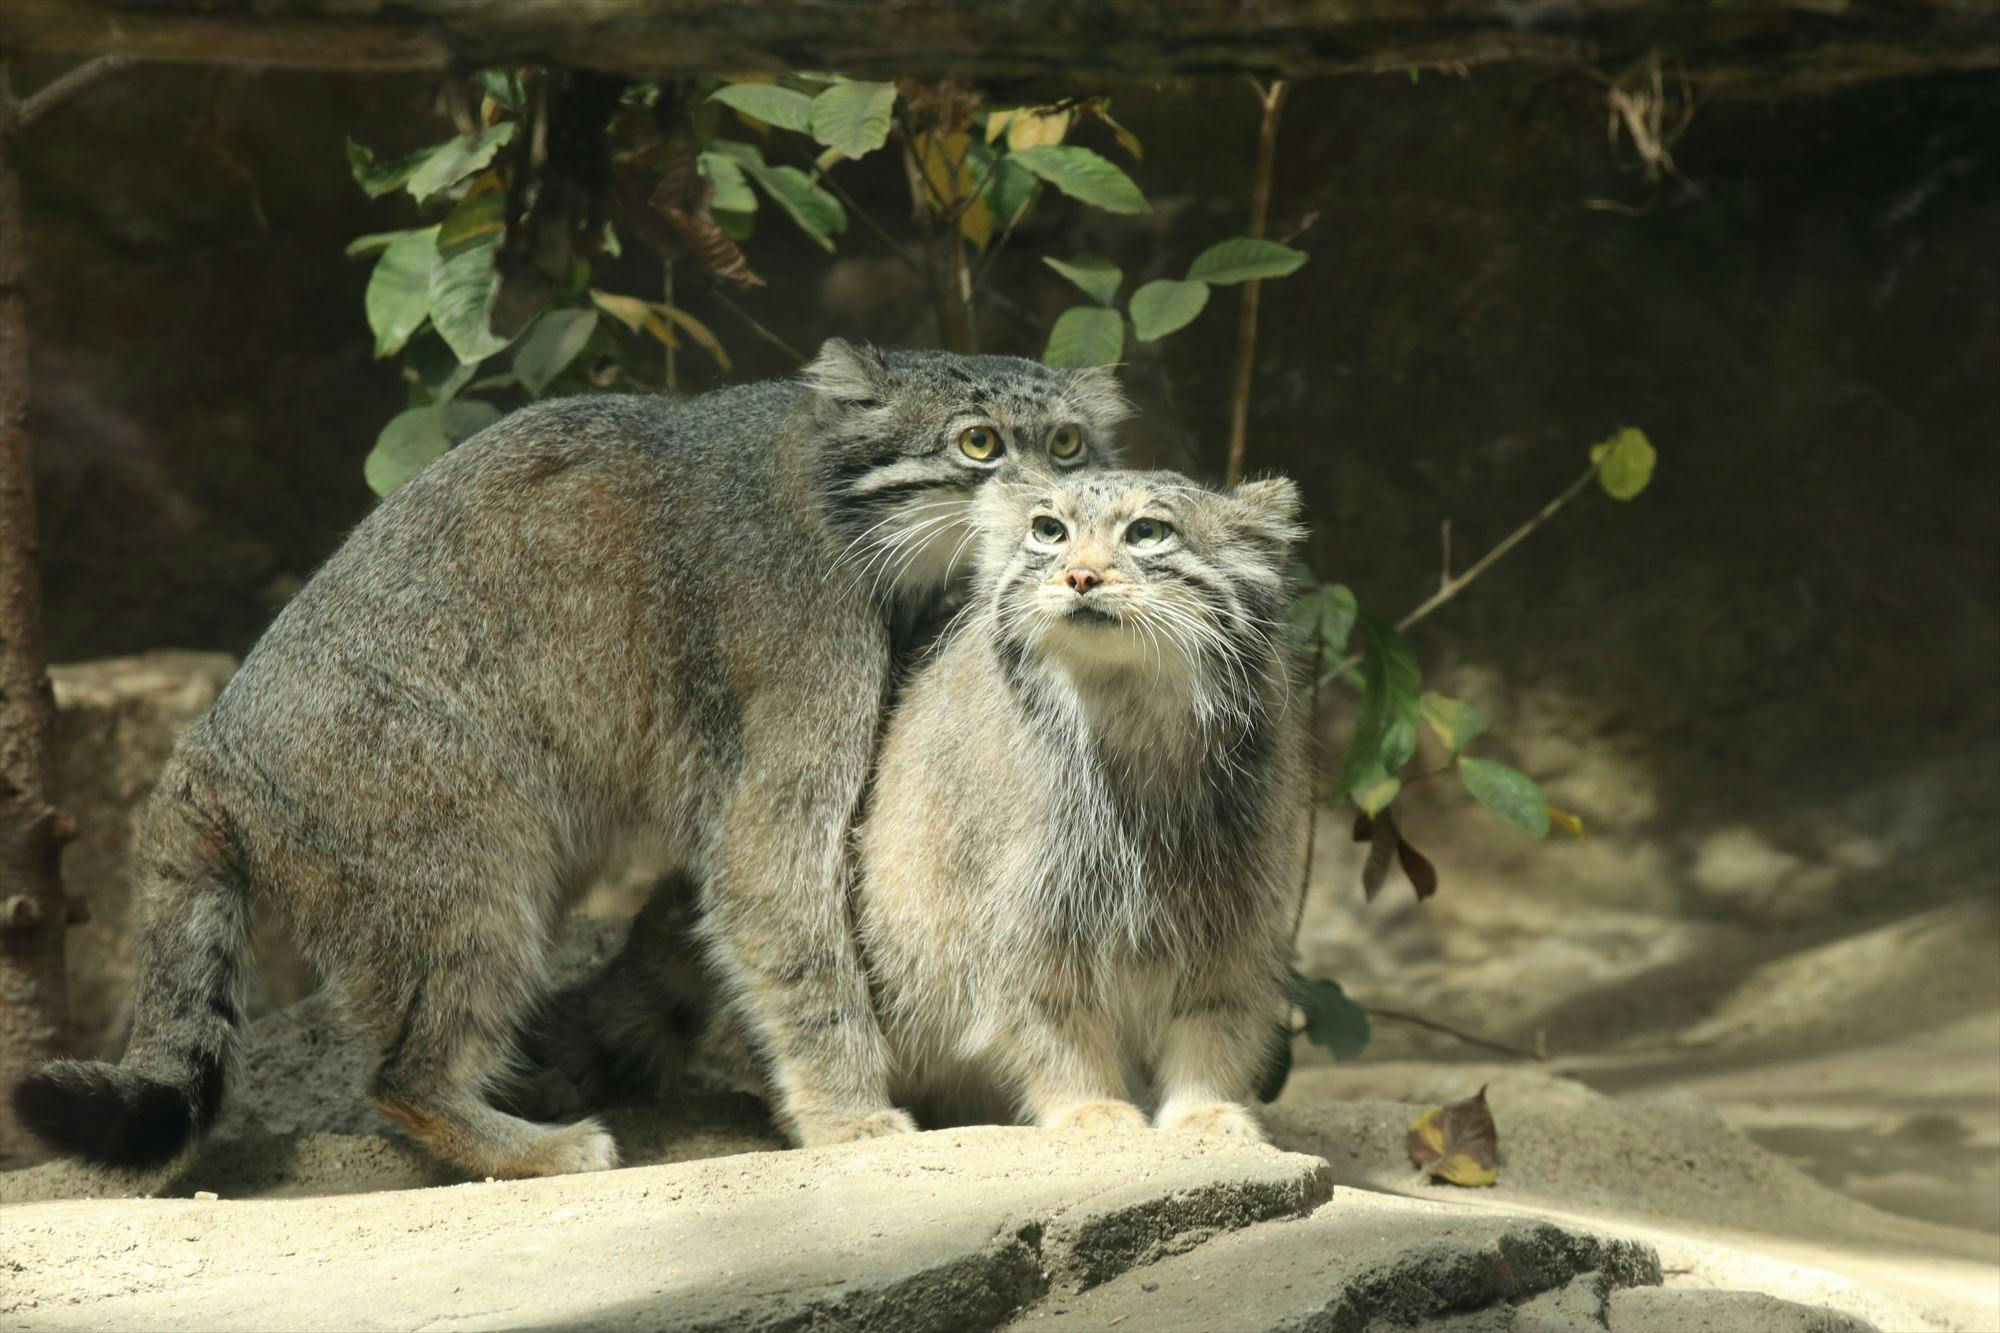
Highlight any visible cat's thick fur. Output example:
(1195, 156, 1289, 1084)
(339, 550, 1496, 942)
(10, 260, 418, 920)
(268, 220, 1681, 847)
(858, 470, 1311, 1136)
(528, 469, 1311, 1139)
(10, 341, 1123, 1178)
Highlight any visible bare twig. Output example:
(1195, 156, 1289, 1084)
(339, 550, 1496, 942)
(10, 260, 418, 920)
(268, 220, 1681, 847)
(1287, 1006, 1544, 1060)
(13, 54, 130, 129)
(968, 185, 1039, 299)
(662, 258, 677, 392)
(1392, 456, 1602, 637)
(1321, 453, 1606, 686)
(704, 285, 806, 365)
(1223, 78, 1288, 486)
(1367, 1008, 1548, 1061)
(1439, 518, 1452, 589)
(819, 169, 927, 282)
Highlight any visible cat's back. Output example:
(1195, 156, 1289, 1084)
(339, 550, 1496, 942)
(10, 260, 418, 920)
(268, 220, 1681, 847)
(187, 380, 816, 786)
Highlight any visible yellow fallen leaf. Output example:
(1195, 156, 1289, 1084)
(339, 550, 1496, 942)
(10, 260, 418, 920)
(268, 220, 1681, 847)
(1547, 804, 1586, 839)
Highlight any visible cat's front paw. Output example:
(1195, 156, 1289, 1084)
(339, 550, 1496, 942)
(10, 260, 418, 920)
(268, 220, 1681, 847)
(798, 1108, 920, 1146)
(1159, 1102, 1266, 1143)
(1047, 1098, 1151, 1133)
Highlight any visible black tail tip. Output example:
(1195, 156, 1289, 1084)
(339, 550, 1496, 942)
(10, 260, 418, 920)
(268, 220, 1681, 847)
(11, 1060, 200, 1172)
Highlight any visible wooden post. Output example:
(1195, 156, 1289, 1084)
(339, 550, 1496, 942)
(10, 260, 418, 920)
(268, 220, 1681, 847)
(0, 60, 70, 1167)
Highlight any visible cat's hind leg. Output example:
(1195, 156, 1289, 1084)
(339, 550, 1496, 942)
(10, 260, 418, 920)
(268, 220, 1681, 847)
(349, 864, 619, 1179)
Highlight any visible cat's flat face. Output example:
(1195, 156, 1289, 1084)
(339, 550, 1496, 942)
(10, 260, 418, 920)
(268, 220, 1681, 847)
(978, 470, 1303, 679)
(807, 342, 1128, 603)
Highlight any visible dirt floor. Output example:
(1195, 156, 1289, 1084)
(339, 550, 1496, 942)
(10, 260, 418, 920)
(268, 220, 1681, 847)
(5, 806, 1997, 1330)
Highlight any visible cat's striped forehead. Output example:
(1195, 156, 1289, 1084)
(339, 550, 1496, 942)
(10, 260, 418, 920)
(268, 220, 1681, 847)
(1017, 470, 1203, 523)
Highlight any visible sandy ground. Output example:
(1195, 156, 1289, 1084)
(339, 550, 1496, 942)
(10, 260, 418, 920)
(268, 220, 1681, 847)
(6, 807, 1997, 1330)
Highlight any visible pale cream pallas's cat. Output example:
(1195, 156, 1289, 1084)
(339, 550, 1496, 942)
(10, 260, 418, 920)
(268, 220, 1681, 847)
(853, 468, 1310, 1138)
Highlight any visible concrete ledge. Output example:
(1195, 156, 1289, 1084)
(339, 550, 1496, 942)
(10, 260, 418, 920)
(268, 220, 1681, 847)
(0, 1128, 1329, 1331)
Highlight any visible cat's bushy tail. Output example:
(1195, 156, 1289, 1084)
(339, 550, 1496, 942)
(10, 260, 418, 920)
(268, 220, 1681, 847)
(11, 780, 250, 1171)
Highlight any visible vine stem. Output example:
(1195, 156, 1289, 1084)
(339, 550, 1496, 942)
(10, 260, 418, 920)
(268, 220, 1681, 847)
(1223, 77, 1288, 486)
(705, 284, 805, 365)
(1323, 452, 1607, 684)
(1290, 1010, 1546, 1062)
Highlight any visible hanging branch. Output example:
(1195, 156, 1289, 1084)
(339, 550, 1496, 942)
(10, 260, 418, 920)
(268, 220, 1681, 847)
(13, 53, 129, 129)
(1223, 78, 1289, 486)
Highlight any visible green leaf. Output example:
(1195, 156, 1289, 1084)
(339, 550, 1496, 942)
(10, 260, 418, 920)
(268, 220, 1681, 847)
(709, 83, 814, 134)
(346, 228, 430, 258)
(1291, 972, 1371, 1062)
(1009, 146, 1147, 214)
(970, 142, 1039, 230)
(363, 400, 500, 498)
(475, 70, 523, 113)
(1591, 426, 1656, 500)
(1042, 256, 1122, 306)
(1289, 581, 1358, 658)
(1254, 1021, 1294, 1104)
(346, 138, 438, 199)
(1042, 306, 1124, 368)
(699, 151, 758, 214)
(807, 80, 898, 157)
(1419, 691, 1489, 754)
(363, 227, 439, 359)
(512, 308, 599, 398)
(1129, 278, 1211, 341)
(406, 123, 516, 204)
(1457, 757, 1550, 837)
(428, 174, 516, 365)
(1187, 237, 1309, 285)
(1336, 613, 1421, 799)
(715, 140, 845, 249)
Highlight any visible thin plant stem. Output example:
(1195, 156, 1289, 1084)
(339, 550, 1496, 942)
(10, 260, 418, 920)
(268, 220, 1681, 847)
(662, 258, 677, 393)
(1322, 453, 1607, 685)
(970, 185, 1040, 299)
(1365, 1008, 1547, 1061)
(820, 170, 927, 282)
(1288, 1008, 1546, 1062)
(706, 284, 806, 365)
(1223, 78, 1289, 486)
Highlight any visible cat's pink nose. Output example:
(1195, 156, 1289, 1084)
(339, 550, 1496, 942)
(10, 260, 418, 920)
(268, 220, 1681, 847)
(1064, 568, 1101, 594)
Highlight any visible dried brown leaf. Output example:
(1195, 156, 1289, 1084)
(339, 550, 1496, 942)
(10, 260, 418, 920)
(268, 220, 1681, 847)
(1361, 805, 1398, 902)
(1396, 836, 1439, 901)
(1407, 1085, 1499, 1187)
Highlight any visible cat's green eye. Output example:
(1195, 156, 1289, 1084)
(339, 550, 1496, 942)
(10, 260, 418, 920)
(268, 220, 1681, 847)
(959, 425, 1001, 462)
(1031, 516, 1069, 544)
(1049, 423, 1084, 460)
(1126, 518, 1172, 547)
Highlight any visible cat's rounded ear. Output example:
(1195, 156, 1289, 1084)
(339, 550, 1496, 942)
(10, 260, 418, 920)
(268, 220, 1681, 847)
(1059, 364, 1133, 432)
(804, 338, 889, 406)
(1227, 476, 1307, 550)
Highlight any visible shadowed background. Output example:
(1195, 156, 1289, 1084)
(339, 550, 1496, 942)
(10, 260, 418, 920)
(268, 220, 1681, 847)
(15, 57, 2000, 1235)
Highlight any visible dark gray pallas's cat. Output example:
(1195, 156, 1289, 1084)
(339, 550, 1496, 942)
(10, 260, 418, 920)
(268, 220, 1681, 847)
(11, 340, 1125, 1179)
(528, 470, 1310, 1140)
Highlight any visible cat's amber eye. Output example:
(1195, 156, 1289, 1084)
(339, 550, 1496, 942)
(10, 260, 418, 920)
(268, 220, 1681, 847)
(959, 425, 1001, 461)
(1125, 518, 1172, 547)
(1049, 423, 1084, 460)
(1031, 515, 1069, 544)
